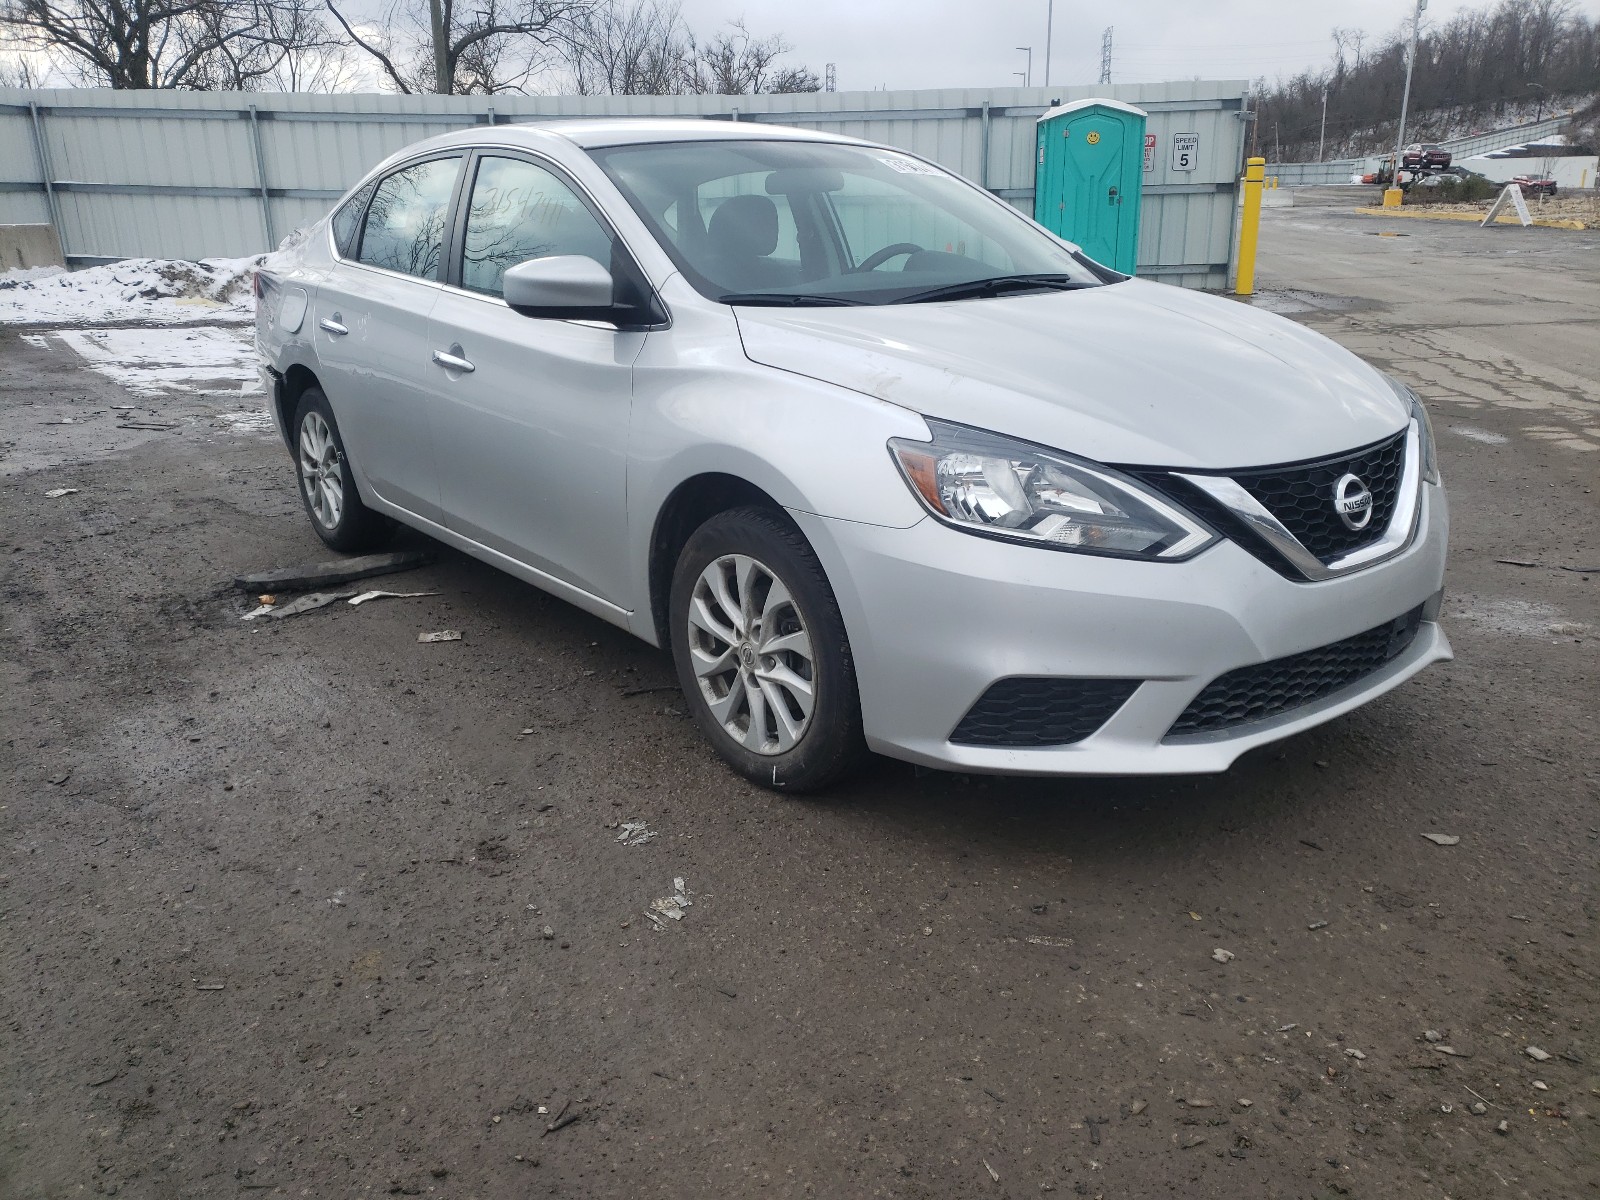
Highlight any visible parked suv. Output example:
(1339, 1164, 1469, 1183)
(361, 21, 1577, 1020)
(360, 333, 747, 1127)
(256, 120, 1450, 790)
(1402, 143, 1453, 170)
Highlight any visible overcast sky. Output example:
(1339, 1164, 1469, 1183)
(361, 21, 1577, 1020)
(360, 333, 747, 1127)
(681, 0, 1600, 92)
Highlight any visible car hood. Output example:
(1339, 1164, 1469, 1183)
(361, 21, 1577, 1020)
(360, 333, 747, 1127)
(732, 279, 1407, 469)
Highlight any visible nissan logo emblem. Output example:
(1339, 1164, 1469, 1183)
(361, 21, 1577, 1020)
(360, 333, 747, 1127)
(1333, 473, 1374, 531)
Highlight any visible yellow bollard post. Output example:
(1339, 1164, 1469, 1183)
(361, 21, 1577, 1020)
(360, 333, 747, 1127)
(1235, 157, 1265, 297)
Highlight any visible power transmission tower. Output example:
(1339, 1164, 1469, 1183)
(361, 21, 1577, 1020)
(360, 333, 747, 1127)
(1099, 26, 1113, 85)
(824, 63, 837, 92)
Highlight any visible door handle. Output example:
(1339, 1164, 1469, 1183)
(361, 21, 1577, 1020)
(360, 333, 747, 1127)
(432, 348, 475, 374)
(319, 316, 348, 336)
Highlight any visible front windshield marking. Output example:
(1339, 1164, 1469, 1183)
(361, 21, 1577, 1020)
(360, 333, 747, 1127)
(590, 139, 1113, 307)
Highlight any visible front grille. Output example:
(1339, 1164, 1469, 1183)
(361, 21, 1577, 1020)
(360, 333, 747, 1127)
(951, 677, 1140, 747)
(1168, 606, 1424, 736)
(1231, 429, 1408, 562)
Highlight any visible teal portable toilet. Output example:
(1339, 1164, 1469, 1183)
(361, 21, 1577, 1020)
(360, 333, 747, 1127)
(1034, 99, 1147, 274)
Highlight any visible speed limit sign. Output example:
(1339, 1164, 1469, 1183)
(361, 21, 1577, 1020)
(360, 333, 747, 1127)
(1171, 133, 1200, 172)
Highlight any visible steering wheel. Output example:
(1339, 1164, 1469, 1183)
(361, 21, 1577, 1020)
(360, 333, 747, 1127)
(854, 242, 924, 272)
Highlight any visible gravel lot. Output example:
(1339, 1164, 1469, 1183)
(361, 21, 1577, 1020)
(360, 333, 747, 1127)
(3, 197, 1597, 1199)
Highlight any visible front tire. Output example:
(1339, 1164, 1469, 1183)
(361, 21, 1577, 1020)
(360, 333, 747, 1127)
(670, 507, 866, 792)
(292, 387, 390, 552)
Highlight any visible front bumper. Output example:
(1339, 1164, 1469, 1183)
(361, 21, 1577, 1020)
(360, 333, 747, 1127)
(791, 481, 1450, 776)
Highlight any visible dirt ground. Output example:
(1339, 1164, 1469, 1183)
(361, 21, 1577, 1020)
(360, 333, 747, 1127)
(3, 200, 1597, 1199)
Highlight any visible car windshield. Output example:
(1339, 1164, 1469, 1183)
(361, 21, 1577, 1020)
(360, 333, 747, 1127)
(589, 138, 1113, 306)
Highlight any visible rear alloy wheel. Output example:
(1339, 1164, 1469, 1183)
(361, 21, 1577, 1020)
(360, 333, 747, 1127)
(670, 508, 865, 791)
(291, 387, 391, 552)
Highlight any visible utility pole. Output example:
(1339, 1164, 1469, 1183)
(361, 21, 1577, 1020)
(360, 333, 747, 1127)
(1318, 86, 1329, 162)
(1392, 0, 1426, 190)
(429, 0, 449, 93)
(1099, 26, 1113, 86)
(1043, 0, 1054, 87)
(1016, 46, 1032, 89)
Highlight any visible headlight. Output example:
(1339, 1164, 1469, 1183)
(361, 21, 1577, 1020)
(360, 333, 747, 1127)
(888, 420, 1216, 560)
(1386, 375, 1440, 484)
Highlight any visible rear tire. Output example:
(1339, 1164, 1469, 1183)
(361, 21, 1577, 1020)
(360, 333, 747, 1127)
(291, 387, 391, 553)
(669, 507, 866, 792)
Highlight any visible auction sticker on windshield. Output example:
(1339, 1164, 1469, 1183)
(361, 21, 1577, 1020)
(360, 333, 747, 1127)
(879, 154, 941, 175)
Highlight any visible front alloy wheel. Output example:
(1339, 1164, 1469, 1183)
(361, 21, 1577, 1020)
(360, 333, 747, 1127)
(688, 553, 816, 755)
(669, 507, 866, 791)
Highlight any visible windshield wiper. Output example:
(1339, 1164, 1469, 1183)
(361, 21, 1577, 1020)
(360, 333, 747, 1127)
(717, 292, 867, 307)
(891, 274, 1095, 305)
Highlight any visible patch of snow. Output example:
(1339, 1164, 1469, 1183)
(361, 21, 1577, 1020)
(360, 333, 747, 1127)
(0, 265, 67, 286)
(51, 326, 260, 398)
(1450, 425, 1510, 446)
(0, 255, 265, 327)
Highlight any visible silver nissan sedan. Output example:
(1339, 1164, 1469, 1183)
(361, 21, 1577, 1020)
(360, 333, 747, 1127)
(255, 118, 1450, 791)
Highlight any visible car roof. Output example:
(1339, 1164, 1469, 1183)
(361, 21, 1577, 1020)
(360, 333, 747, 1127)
(402, 117, 872, 156)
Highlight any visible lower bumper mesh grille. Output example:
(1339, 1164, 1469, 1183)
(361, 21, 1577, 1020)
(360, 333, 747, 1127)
(1168, 606, 1425, 736)
(951, 678, 1140, 748)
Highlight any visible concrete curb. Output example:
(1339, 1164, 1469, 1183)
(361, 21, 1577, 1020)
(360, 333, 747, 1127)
(1352, 206, 1589, 231)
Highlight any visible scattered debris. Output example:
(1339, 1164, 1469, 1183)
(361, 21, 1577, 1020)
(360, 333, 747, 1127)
(1344, 1048, 1367, 1060)
(86, 1068, 122, 1087)
(520, 728, 535, 735)
(418, 630, 462, 643)
(1470, 1101, 1488, 1115)
(1128, 1100, 1148, 1116)
(1441, 1102, 1454, 1114)
(1237, 1099, 1252, 1108)
(1184, 1098, 1214, 1108)
(44, 487, 80, 498)
(235, 549, 434, 593)
(1495, 1119, 1510, 1135)
(1308, 920, 1329, 930)
(1024, 935, 1073, 948)
(48, 771, 71, 786)
(1211, 948, 1235, 963)
(982, 1158, 999, 1183)
(241, 603, 275, 620)
(1496, 559, 1540, 568)
(541, 927, 555, 940)
(348, 589, 438, 606)
(272, 591, 355, 619)
(195, 982, 225, 991)
(621, 684, 679, 697)
(616, 821, 657, 847)
(1421, 833, 1460, 846)
(1424, 1030, 1443, 1043)
(545, 1110, 580, 1135)
(1181, 1135, 1207, 1149)
(646, 878, 692, 926)
(1532, 1080, 1549, 1091)
(257, 594, 276, 606)
(1277, 1023, 1299, 1033)
(1433, 1045, 1470, 1057)
(1526, 1046, 1551, 1062)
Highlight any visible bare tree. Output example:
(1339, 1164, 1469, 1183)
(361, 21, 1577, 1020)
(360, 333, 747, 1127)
(685, 17, 818, 95)
(325, 0, 589, 94)
(564, 0, 685, 95)
(0, 0, 343, 88)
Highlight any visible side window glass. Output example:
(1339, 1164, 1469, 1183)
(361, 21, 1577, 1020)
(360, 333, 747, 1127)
(461, 156, 613, 298)
(330, 181, 375, 258)
(356, 157, 460, 281)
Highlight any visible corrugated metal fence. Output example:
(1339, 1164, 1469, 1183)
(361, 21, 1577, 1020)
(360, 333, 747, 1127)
(1265, 116, 1572, 187)
(1, 81, 1249, 289)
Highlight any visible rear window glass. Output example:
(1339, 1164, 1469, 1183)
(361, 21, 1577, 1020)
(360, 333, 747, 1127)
(331, 182, 375, 258)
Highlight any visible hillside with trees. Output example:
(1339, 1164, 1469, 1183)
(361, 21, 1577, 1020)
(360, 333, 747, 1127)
(1254, 0, 1599, 161)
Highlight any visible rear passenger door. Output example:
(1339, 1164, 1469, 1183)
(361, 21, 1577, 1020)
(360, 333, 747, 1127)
(423, 151, 643, 605)
(313, 154, 463, 523)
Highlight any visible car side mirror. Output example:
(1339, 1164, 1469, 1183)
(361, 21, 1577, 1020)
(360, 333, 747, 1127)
(503, 255, 616, 319)
(502, 254, 669, 330)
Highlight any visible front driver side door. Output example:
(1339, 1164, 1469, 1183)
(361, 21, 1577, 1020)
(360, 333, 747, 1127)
(424, 152, 645, 606)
